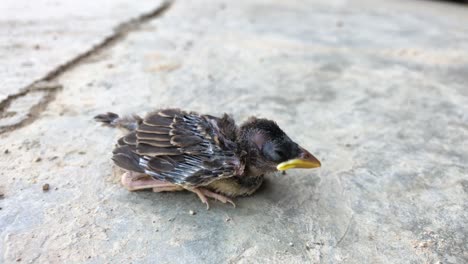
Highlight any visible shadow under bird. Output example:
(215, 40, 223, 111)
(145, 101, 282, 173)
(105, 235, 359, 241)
(95, 109, 321, 209)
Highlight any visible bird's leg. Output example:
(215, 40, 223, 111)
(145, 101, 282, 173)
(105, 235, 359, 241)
(200, 188, 236, 208)
(121, 172, 181, 191)
(152, 185, 184, 192)
(190, 188, 210, 210)
(122, 173, 235, 208)
(188, 187, 236, 210)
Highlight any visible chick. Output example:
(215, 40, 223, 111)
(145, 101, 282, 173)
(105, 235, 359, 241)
(95, 109, 321, 209)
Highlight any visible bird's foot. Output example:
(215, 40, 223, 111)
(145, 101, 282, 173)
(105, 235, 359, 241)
(121, 172, 181, 192)
(201, 189, 236, 208)
(189, 188, 236, 210)
(152, 185, 184, 192)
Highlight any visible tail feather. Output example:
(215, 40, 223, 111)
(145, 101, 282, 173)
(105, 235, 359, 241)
(94, 112, 142, 131)
(94, 112, 119, 125)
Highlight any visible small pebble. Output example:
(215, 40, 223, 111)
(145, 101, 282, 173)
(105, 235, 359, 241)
(225, 217, 231, 222)
(189, 210, 196, 215)
(42, 183, 50, 191)
(4, 149, 9, 154)
(35, 157, 42, 162)
(289, 242, 294, 247)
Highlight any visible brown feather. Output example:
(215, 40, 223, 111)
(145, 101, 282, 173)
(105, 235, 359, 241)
(169, 129, 193, 136)
(138, 123, 171, 134)
(136, 132, 171, 141)
(181, 145, 206, 154)
(171, 135, 203, 147)
(111, 145, 144, 173)
(164, 155, 185, 163)
(147, 157, 175, 172)
(137, 143, 180, 156)
(123, 132, 137, 145)
(158, 109, 183, 118)
(138, 140, 174, 148)
(117, 137, 125, 146)
(143, 114, 173, 126)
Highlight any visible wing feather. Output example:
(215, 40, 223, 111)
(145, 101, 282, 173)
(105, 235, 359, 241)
(137, 143, 180, 156)
(138, 123, 171, 134)
(136, 132, 171, 141)
(111, 108, 242, 186)
(143, 115, 173, 126)
(171, 135, 203, 147)
(138, 140, 174, 148)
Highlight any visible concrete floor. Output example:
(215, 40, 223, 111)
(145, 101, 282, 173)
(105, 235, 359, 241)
(1, 0, 467, 263)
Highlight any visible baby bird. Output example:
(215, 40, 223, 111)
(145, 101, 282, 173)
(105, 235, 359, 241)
(95, 109, 321, 209)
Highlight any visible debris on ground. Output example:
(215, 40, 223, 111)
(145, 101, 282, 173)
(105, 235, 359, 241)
(42, 184, 50, 191)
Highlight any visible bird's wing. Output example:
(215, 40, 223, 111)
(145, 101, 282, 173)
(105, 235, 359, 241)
(112, 109, 242, 186)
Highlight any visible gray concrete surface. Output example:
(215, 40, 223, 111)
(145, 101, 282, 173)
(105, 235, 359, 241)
(0, 0, 163, 102)
(1, 0, 468, 263)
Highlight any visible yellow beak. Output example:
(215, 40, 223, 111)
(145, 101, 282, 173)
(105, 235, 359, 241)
(276, 147, 321, 171)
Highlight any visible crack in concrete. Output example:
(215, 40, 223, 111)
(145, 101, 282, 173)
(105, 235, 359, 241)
(336, 214, 354, 247)
(0, 81, 63, 133)
(0, 0, 173, 135)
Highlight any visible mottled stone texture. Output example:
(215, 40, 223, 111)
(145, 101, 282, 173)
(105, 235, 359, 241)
(0, 0, 161, 102)
(1, 0, 467, 263)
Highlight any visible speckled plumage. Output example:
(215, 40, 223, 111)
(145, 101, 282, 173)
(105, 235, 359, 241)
(95, 108, 320, 206)
(96, 109, 259, 196)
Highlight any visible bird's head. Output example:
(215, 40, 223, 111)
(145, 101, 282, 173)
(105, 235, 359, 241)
(239, 117, 321, 175)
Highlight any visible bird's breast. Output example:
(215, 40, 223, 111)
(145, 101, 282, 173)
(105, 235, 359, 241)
(207, 175, 264, 197)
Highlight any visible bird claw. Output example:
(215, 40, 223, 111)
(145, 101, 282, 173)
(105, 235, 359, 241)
(228, 200, 236, 208)
(200, 188, 236, 208)
(190, 188, 235, 209)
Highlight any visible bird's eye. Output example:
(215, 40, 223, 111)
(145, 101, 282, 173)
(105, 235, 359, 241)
(262, 141, 282, 162)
